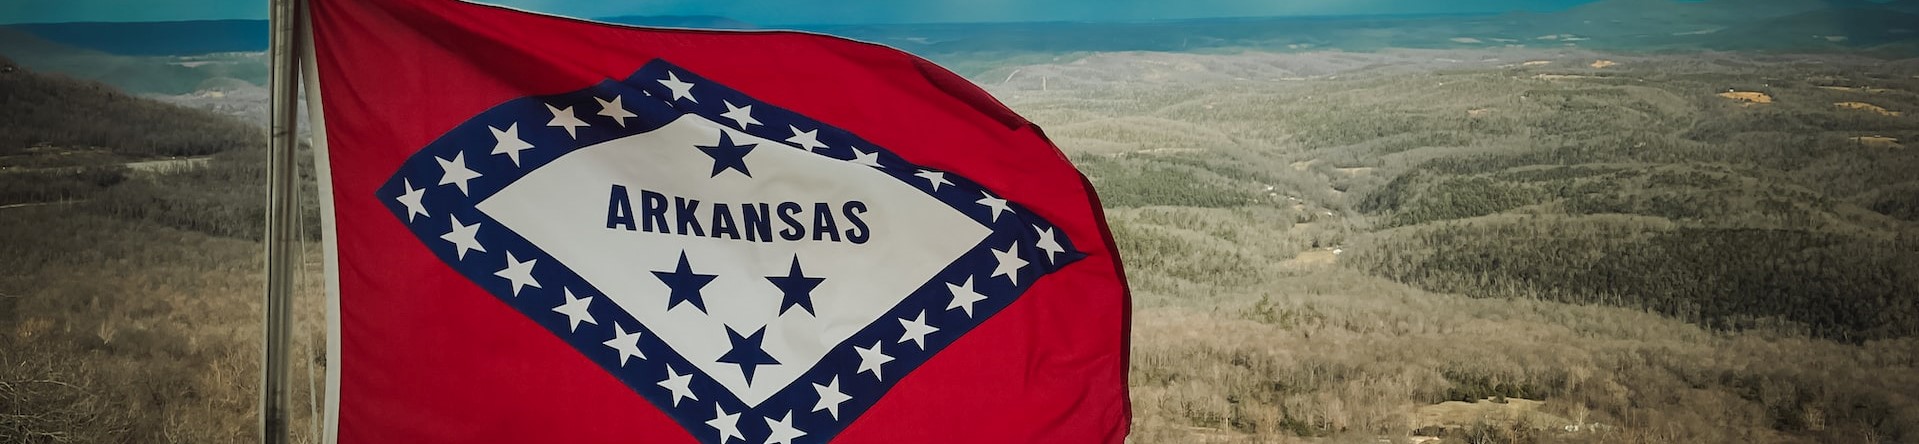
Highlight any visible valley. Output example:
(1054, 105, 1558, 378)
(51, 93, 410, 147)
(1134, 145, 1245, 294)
(985, 48, 1919, 442)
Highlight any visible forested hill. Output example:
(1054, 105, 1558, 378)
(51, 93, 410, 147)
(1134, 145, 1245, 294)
(0, 56, 283, 241)
(5, 20, 266, 56)
(1332, 57, 1919, 342)
(1003, 49, 1919, 343)
(0, 27, 263, 95)
(0, 56, 259, 163)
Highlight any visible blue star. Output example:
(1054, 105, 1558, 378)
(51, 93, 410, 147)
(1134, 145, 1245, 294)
(652, 251, 718, 312)
(765, 255, 826, 316)
(697, 131, 757, 178)
(717, 325, 780, 384)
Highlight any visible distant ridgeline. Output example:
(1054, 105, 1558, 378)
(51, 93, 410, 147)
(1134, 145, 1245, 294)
(6, 0, 1919, 62)
(0, 16, 760, 56)
(0, 26, 267, 95)
(0, 15, 751, 57)
(6, 20, 268, 56)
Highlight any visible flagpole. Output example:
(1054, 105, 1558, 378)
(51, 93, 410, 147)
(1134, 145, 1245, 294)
(262, 0, 305, 441)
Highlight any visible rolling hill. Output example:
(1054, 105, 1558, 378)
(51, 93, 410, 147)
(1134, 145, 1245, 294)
(0, 55, 259, 160)
(985, 48, 1919, 441)
(988, 47, 1919, 343)
(6, 0, 1919, 68)
(5, 20, 267, 56)
(1715, 8, 1919, 48)
(596, 15, 759, 29)
(0, 27, 263, 94)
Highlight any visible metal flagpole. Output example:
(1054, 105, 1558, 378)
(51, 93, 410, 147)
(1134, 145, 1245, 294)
(262, 0, 305, 441)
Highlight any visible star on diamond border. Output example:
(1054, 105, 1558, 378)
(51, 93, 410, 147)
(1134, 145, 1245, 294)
(376, 59, 1086, 444)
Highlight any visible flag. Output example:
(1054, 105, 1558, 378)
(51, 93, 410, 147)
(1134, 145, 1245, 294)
(304, 1, 1131, 442)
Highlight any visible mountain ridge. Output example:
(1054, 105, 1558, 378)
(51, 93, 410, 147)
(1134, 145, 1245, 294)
(6, 20, 267, 56)
(595, 15, 758, 29)
(6, 0, 1919, 95)
(8, 0, 1919, 57)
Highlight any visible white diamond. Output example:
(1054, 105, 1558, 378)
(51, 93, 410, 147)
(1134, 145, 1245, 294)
(478, 114, 989, 407)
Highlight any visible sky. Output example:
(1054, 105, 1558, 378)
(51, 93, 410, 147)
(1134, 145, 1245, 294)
(0, 0, 1601, 25)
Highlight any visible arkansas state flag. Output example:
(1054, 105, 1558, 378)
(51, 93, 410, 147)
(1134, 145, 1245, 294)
(303, 0, 1130, 442)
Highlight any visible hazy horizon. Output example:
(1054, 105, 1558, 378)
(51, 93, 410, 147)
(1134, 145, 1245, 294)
(2, 0, 1598, 26)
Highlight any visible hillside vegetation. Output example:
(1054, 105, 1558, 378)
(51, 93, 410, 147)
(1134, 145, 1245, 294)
(0, 59, 320, 442)
(0, 56, 260, 161)
(0, 58, 266, 222)
(988, 48, 1919, 442)
(996, 48, 1919, 343)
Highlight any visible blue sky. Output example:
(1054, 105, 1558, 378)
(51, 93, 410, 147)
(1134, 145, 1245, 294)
(2, 0, 1599, 25)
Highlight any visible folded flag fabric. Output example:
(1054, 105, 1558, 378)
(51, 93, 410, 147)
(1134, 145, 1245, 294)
(305, 1, 1132, 442)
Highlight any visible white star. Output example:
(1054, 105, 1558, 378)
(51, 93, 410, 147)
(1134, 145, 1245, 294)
(659, 71, 697, 103)
(720, 101, 761, 129)
(439, 215, 485, 260)
(855, 341, 894, 380)
(1034, 226, 1066, 263)
(915, 170, 952, 191)
(946, 277, 988, 317)
(494, 252, 540, 297)
(551, 288, 596, 332)
(849, 147, 883, 168)
(705, 404, 744, 444)
(488, 123, 535, 166)
(991, 243, 1028, 284)
(785, 126, 826, 151)
(812, 377, 852, 419)
(594, 96, 636, 127)
(764, 411, 807, 444)
(395, 179, 427, 222)
(545, 104, 589, 138)
(897, 310, 940, 350)
(976, 191, 1012, 222)
(602, 323, 646, 366)
(435, 152, 481, 195)
(658, 366, 697, 407)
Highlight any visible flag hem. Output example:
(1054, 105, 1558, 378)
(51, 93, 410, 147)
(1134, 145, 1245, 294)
(298, 4, 345, 441)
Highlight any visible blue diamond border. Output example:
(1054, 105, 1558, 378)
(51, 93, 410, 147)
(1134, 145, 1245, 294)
(375, 59, 1086, 443)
